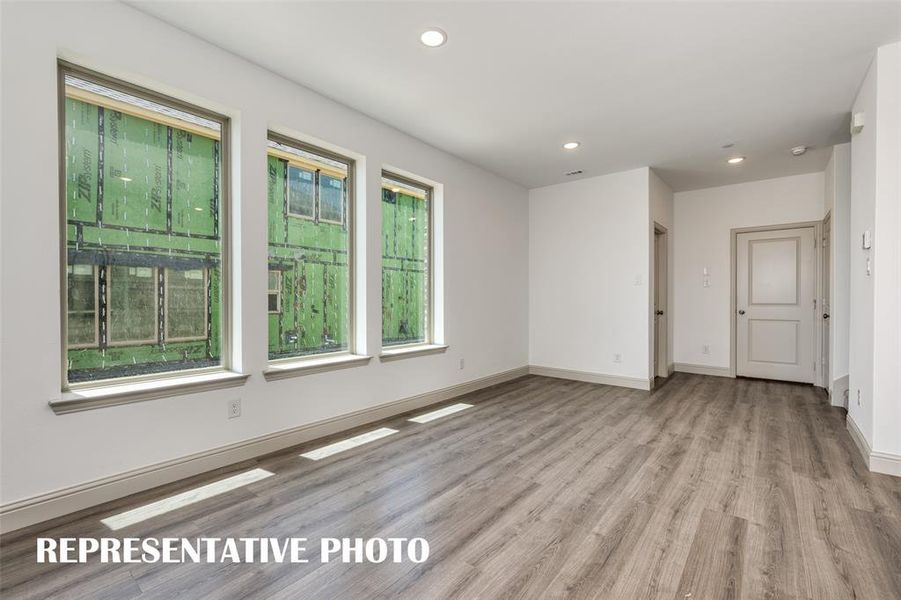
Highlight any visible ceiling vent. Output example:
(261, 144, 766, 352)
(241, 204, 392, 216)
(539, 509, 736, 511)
(565, 169, 583, 176)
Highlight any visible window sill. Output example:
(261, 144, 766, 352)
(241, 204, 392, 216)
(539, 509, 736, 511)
(51, 370, 250, 415)
(379, 344, 449, 362)
(263, 353, 372, 381)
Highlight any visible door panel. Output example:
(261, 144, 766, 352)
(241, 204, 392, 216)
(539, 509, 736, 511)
(750, 238, 799, 304)
(737, 227, 815, 383)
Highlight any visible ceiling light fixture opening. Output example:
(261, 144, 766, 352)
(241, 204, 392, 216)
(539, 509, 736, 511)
(562, 141, 580, 150)
(727, 156, 745, 165)
(791, 145, 808, 156)
(420, 28, 447, 47)
(565, 169, 583, 176)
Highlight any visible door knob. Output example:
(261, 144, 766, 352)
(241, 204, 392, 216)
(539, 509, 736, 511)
(738, 309, 746, 315)
(823, 313, 830, 319)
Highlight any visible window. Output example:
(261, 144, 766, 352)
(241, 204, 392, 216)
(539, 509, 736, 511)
(287, 166, 315, 219)
(60, 63, 228, 384)
(107, 266, 158, 346)
(268, 270, 282, 314)
(267, 134, 353, 360)
(319, 174, 344, 224)
(381, 173, 431, 347)
(165, 269, 208, 341)
(67, 265, 97, 348)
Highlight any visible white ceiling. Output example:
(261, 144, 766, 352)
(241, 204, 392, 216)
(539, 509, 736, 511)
(132, 1, 900, 191)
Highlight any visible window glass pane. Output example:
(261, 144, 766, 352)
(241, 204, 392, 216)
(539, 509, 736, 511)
(109, 266, 157, 344)
(287, 166, 315, 218)
(319, 174, 344, 224)
(267, 139, 351, 359)
(63, 72, 223, 383)
(67, 265, 96, 346)
(381, 175, 430, 347)
(268, 270, 281, 313)
(166, 269, 207, 340)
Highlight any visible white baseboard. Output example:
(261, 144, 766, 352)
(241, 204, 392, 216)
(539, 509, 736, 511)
(845, 414, 901, 478)
(870, 451, 901, 477)
(528, 365, 651, 391)
(673, 362, 734, 378)
(846, 414, 870, 466)
(0, 366, 529, 535)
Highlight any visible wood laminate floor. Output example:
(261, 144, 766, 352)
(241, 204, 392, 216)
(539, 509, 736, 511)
(2, 374, 900, 599)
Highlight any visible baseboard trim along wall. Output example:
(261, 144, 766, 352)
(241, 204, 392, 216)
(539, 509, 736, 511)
(528, 365, 652, 391)
(870, 451, 901, 477)
(0, 366, 529, 534)
(846, 414, 901, 477)
(673, 362, 734, 378)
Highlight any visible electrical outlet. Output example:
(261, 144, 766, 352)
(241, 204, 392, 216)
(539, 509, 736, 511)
(702, 345, 710, 355)
(613, 353, 622, 363)
(228, 399, 241, 419)
(458, 357, 465, 370)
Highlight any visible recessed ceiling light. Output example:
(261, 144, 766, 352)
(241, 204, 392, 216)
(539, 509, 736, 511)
(562, 141, 580, 150)
(791, 145, 808, 156)
(565, 169, 583, 176)
(727, 156, 745, 164)
(420, 28, 447, 47)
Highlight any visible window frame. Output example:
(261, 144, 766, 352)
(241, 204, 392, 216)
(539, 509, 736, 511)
(267, 269, 282, 314)
(380, 170, 435, 349)
(163, 268, 210, 343)
(66, 264, 99, 349)
(58, 61, 232, 392)
(266, 132, 357, 361)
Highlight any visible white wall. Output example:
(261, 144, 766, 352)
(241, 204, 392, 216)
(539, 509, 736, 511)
(824, 143, 851, 405)
(529, 168, 652, 385)
(649, 170, 674, 376)
(848, 52, 879, 449)
(870, 43, 901, 461)
(673, 173, 825, 370)
(0, 2, 529, 506)
(849, 42, 901, 464)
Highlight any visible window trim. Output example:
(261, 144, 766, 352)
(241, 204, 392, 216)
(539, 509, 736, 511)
(58, 61, 232, 393)
(268, 269, 282, 314)
(381, 170, 435, 349)
(66, 264, 99, 349)
(164, 268, 210, 343)
(266, 131, 357, 361)
(106, 266, 161, 347)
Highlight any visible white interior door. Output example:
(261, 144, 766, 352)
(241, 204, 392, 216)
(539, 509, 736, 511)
(736, 227, 816, 383)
